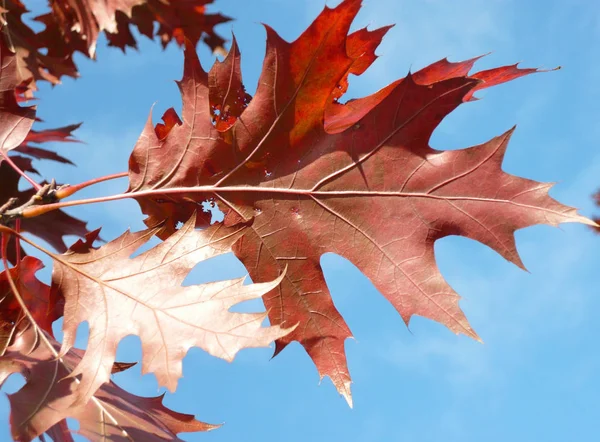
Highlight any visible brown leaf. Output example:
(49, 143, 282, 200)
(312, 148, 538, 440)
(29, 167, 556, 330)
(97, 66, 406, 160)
(51, 215, 295, 404)
(13, 122, 82, 165)
(126, 0, 594, 406)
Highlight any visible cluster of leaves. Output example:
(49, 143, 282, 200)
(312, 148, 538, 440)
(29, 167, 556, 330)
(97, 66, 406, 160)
(1, 0, 230, 94)
(0, 0, 595, 439)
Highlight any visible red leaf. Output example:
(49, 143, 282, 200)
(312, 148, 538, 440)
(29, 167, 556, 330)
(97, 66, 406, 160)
(2, 0, 79, 91)
(330, 24, 393, 103)
(46, 0, 147, 57)
(0, 256, 61, 335)
(154, 107, 182, 140)
(51, 215, 295, 404)
(12, 122, 82, 165)
(3, 0, 228, 93)
(208, 36, 251, 132)
(45, 420, 74, 442)
(23, 123, 81, 145)
(123, 0, 592, 406)
(10, 145, 74, 165)
(0, 30, 35, 152)
(0, 325, 215, 441)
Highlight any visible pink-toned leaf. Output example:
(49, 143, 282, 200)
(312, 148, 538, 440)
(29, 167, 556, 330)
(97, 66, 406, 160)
(52, 215, 295, 404)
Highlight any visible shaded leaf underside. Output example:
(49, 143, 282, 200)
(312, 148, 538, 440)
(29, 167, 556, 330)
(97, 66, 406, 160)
(0, 323, 215, 441)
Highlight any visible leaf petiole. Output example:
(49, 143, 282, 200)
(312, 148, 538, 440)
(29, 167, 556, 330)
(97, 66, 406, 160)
(55, 171, 129, 199)
(0, 151, 41, 191)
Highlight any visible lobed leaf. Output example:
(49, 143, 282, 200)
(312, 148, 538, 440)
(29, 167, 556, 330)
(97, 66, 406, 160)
(0, 324, 215, 441)
(51, 215, 296, 404)
(126, 0, 594, 406)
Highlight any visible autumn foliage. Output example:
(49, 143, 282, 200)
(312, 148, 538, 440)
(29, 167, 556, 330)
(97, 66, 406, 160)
(0, 0, 595, 440)
(1, 0, 229, 95)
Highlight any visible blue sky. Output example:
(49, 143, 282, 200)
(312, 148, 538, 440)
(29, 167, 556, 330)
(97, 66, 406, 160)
(2, 0, 600, 440)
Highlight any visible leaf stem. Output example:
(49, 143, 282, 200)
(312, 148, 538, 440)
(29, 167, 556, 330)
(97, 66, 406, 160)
(17, 184, 599, 230)
(0, 151, 41, 191)
(14, 218, 21, 262)
(55, 171, 129, 199)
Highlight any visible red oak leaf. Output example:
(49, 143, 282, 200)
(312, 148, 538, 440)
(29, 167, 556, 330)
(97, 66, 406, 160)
(0, 325, 215, 441)
(126, 0, 593, 406)
(51, 215, 295, 404)
(0, 29, 35, 152)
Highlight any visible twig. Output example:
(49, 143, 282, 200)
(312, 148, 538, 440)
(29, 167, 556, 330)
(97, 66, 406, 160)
(0, 180, 64, 225)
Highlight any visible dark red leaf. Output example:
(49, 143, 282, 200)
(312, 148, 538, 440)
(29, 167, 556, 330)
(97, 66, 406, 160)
(2, 0, 79, 91)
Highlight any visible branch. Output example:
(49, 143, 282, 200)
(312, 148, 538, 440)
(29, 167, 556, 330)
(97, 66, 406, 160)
(0, 180, 63, 225)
